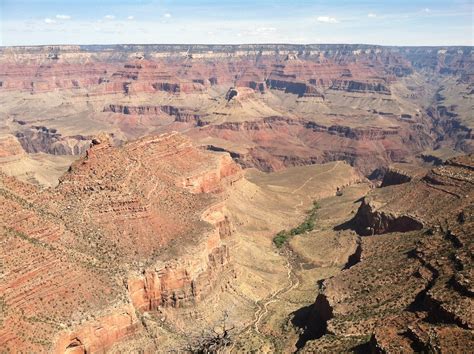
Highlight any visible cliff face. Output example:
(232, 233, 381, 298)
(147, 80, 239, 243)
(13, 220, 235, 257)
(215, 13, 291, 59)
(380, 166, 417, 187)
(1, 44, 470, 93)
(15, 126, 91, 155)
(53, 305, 141, 354)
(0, 44, 471, 179)
(0, 132, 243, 352)
(302, 155, 474, 352)
(192, 116, 431, 175)
(352, 198, 424, 235)
(0, 43, 472, 352)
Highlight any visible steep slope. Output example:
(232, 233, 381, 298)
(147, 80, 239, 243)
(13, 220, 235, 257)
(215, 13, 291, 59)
(0, 44, 471, 180)
(0, 130, 368, 352)
(299, 155, 473, 352)
(0, 132, 242, 352)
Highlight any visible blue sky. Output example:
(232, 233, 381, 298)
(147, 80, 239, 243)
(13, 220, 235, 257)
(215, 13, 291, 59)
(0, 0, 472, 46)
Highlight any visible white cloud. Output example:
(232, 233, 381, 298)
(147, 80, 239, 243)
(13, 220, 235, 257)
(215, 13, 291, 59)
(256, 27, 276, 33)
(423, 8, 431, 13)
(368, 13, 377, 18)
(44, 18, 56, 24)
(104, 15, 115, 20)
(127, 16, 134, 20)
(56, 14, 71, 20)
(316, 16, 339, 24)
(164, 13, 172, 18)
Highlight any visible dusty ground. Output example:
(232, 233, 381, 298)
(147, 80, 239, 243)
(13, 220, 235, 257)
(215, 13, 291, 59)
(227, 179, 371, 352)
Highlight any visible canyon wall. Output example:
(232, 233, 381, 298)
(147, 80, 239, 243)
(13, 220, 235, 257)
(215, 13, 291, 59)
(0, 132, 244, 352)
(302, 155, 474, 352)
(0, 44, 472, 180)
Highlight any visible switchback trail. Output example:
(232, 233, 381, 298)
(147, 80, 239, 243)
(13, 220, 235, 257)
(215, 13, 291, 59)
(228, 247, 299, 352)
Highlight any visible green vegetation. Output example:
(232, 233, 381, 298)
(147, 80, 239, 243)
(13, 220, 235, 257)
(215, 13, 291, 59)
(273, 230, 290, 248)
(4, 226, 55, 251)
(273, 201, 320, 248)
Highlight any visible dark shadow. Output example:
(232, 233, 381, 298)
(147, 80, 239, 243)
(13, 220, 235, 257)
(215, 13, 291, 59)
(343, 241, 362, 270)
(333, 198, 364, 233)
(292, 293, 333, 350)
(291, 304, 324, 350)
(333, 217, 357, 232)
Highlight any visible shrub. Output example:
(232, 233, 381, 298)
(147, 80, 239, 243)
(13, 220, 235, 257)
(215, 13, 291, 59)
(273, 230, 289, 248)
(273, 200, 319, 247)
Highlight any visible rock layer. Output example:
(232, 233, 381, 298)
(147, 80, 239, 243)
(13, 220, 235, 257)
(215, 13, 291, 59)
(0, 44, 472, 178)
(302, 155, 474, 352)
(0, 132, 243, 352)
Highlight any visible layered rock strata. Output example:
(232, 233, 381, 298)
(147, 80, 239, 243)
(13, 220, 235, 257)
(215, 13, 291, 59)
(0, 132, 242, 352)
(301, 155, 474, 352)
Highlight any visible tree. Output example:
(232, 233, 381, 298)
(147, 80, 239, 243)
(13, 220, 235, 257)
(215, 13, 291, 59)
(185, 311, 235, 353)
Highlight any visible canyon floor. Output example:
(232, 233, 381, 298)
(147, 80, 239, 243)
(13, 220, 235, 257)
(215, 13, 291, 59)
(0, 44, 472, 352)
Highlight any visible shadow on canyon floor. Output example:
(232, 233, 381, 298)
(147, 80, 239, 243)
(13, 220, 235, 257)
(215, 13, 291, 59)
(291, 304, 325, 350)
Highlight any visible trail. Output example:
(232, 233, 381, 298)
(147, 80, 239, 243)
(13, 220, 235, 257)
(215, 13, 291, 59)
(230, 248, 299, 350)
(227, 165, 341, 351)
(254, 249, 300, 334)
(291, 161, 339, 194)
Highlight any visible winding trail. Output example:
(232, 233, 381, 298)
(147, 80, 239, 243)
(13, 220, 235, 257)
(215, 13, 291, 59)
(291, 162, 340, 194)
(254, 249, 300, 334)
(230, 247, 299, 351)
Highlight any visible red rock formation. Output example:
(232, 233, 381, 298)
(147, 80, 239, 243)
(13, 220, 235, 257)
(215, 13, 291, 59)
(0, 132, 242, 352)
(0, 44, 471, 175)
(54, 305, 140, 354)
(191, 116, 430, 175)
(0, 135, 25, 158)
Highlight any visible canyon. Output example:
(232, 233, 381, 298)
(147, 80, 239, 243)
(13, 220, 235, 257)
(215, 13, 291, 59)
(0, 44, 472, 183)
(0, 44, 472, 352)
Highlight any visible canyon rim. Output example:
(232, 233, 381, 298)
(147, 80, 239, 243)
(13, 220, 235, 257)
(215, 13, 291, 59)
(0, 0, 473, 353)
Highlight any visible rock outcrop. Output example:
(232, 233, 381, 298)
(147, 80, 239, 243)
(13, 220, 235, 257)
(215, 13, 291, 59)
(0, 132, 242, 352)
(0, 135, 25, 159)
(15, 125, 91, 155)
(380, 163, 427, 187)
(0, 44, 471, 178)
(301, 155, 474, 352)
(191, 116, 430, 175)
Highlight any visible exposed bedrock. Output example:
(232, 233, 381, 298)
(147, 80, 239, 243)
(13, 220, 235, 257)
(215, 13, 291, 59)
(179, 154, 242, 194)
(265, 79, 324, 98)
(352, 198, 424, 236)
(54, 305, 141, 354)
(104, 104, 206, 124)
(104, 104, 163, 115)
(329, 79, 391, 94)
(380, 164, 427, 187)
(128, 201, 235, 311)
(0, 132, 246, 352)
(0, 135, 25, 159)
(128, 244, 231, 311)
(380, 168, 412, 187)
(427, 101, 474, 154)
(15, 126, 91, 155)
(308, 156, 473, 351)
(196, 116, 431, 175)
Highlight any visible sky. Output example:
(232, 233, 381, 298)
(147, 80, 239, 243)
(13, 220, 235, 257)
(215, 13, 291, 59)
(0, 0, 473, 46)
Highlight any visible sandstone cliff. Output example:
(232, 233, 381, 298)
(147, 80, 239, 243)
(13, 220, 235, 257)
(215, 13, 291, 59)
(0, 132, 243, 352)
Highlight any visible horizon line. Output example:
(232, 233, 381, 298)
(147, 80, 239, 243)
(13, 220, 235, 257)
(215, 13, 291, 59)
(1, 42, 473, 49)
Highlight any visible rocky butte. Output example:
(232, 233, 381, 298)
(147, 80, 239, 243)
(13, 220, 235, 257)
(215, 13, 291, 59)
(0, 44, 472, 181)
(0, 44, 472, 352)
